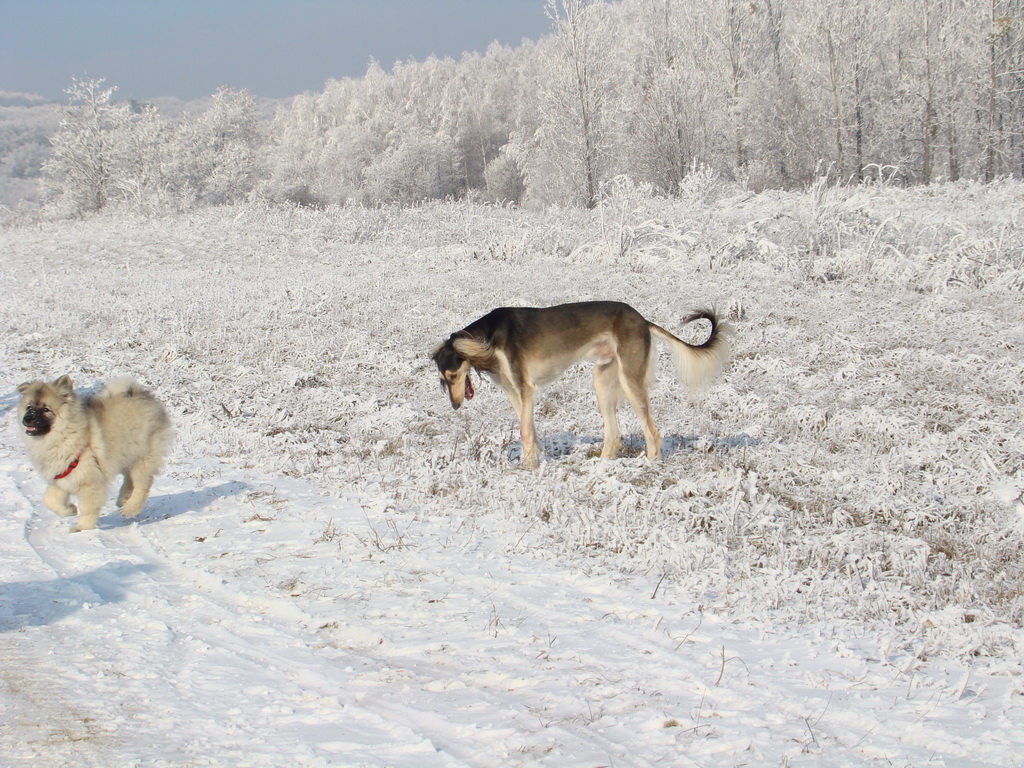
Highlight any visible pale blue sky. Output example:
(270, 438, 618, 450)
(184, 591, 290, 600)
(1, 0, 552, 102)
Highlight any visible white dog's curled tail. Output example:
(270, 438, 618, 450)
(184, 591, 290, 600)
(98, 377, 147, 399)
(650, 310, 734, 400)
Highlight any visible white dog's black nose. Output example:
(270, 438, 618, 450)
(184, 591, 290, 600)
(22, 406, 51, 435)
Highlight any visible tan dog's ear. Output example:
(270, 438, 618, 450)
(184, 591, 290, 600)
(53, 375, 74, 397)
(452, 337, 494, 367)
(16, 382, 32, 394)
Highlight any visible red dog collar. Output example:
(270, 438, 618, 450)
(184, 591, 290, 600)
(54, 455, 81, 480)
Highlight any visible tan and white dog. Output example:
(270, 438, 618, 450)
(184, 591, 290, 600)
(432, 301, 732, 467)
(16, 375, 173, 531)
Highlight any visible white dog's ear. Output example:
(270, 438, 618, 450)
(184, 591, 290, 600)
(53, 375, 74, 396)
(16, 381, 32, 394)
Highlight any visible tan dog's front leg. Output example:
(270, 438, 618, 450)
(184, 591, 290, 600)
(517, 385, 542, 468)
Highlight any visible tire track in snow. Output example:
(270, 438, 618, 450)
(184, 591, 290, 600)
(0, 459, 465, 768)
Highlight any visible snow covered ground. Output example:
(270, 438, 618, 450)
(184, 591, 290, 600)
(1, 180, 1023, 766)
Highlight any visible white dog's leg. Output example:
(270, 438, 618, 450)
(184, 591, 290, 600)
(118, 464, 155, 519)
(71, 485, 107, 532)
(116, 474, 134, 508)
(43, 484, 77, 517)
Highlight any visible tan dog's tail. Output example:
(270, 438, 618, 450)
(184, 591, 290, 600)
(649, 310, 733, 399)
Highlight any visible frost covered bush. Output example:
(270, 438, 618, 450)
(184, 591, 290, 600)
(40, 78, 265, 217)
(360, 130, 461, 205)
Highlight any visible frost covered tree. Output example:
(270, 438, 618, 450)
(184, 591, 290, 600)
(255, 0, 1024, 207)
(483, 146, 527, 204)
(108, 102, 176, 212)
(361, 128, 460, 204)
(615, 0, 731, 191)
(516, 0, 621, 207)
(260, 91, 333, 207)
(41, 79, 264, 215)
(986, 0, 1024, 179)
(261, 76, 385, 207)
(262, 50, 526, 206)
(174, 87, 264, 206)
(42, 77, 134, 215)
(447, 43, 529, 199)
(32, 0, 1024, 218)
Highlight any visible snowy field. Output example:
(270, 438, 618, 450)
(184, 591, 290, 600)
(1, 179, 1023, 766)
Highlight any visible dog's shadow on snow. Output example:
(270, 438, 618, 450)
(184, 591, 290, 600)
(0, 388, 20, 418)
(101, 480, 249, 529)
(0, 561, 154, 632)
(531, 431, 760, 463)
(1, 483, 249, 630)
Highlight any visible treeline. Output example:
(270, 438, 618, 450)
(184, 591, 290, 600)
(40, 0, 1024, 215)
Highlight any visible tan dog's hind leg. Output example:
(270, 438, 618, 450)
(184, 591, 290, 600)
(617, 356, 662, 461)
